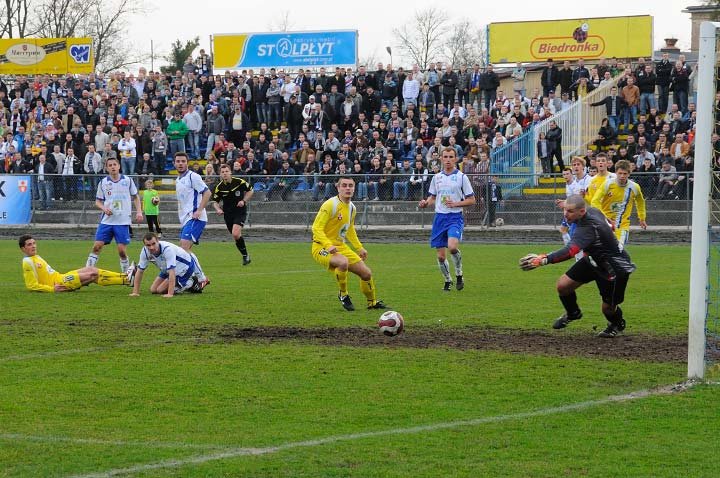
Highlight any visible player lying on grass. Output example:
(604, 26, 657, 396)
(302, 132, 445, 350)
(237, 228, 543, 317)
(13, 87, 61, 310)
(20, 234, 130, 292)
(519, 194, 636, 338)
(128, 233, 208, 298)
(311, 176, 387, 311)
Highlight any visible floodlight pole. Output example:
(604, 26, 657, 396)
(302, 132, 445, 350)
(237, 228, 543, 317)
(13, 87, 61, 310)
(688, 21, 719, 379)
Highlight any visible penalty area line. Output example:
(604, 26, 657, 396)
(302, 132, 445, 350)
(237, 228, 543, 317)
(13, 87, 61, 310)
(0, 433, 231, 451)
(67, 382, 694, 478)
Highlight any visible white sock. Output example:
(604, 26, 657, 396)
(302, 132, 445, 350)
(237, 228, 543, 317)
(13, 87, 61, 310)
(86, 253, 98, 267)
(451, 250, 463, 277)
(190, 252, 206, 281)
(437, 258, 451, 282)
(120, 258, 129, 273)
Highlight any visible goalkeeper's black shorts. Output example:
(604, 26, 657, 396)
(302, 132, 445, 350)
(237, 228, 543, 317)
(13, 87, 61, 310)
(566, 257, 630, 307)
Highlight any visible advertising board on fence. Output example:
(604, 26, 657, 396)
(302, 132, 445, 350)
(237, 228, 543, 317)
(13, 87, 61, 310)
(0, 38, 93, 74)
(488, 15, 652, 64)
(0, 175, 31, 225)
(213, 30, 358, 70)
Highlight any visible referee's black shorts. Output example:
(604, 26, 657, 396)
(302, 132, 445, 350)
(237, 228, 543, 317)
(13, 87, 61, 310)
(224, 209, 247, 231)
(565, 256, 630, 307)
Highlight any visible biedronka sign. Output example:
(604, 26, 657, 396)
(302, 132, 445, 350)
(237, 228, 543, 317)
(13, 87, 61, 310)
(488, 15, 652, 64)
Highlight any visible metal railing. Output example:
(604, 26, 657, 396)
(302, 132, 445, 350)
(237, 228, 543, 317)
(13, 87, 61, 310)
(16, 171, 698, 230)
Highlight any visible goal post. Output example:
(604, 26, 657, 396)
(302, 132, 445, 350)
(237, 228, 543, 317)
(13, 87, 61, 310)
(688, 21, 720, 379)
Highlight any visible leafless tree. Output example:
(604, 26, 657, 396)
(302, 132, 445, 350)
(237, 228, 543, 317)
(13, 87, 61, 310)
(0, 0, 32, 38)
(392, 7, 449, 70)
(267, 10, 295, 32)
(33, 0, 86, 38)
(444, 20, 487, 68)
(359, 48, 380, 69)
(84, 0, 145, 72)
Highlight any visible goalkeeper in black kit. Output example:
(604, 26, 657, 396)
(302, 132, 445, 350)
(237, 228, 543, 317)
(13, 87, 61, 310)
(519, 194, 636, 338)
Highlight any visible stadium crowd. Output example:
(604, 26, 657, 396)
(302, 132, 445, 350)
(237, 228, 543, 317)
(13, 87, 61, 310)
(0, 49, 706, 206)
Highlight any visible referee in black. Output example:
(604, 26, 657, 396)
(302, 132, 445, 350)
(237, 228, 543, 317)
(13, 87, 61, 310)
(212, 163, 253, 265)
(519, 194, 636, 338)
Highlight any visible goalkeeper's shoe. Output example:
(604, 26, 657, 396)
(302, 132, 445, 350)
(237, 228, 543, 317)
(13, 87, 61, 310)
(598, 318, 626, 338)
(339, 294, 355, 311)
(456, 275, 464, 291)
(552, 311, 583, 329)
(443, 281, 453, 291)
(126, 261, 137, 287)
(367, 300, 388, 310)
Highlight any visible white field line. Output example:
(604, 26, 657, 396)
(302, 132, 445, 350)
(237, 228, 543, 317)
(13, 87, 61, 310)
(0, 337, 205, 362)
(68, 382, 694, 478)
(0, 433, 229, 450)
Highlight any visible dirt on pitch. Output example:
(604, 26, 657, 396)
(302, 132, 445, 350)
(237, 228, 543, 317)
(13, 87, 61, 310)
(212, 325, 694, 363)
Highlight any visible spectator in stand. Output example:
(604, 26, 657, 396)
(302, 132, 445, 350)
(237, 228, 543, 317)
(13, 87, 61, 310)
(479, 64, 499, 110)
(366, 155, 383, 200)
(655, 159, 678, 199)
(166, 111, 188, 158)
(669, 133, 690, 160)
(545, 120, 564, 172)
(621, 77, 640, 133)
(34, 154, 55, 209)
(266, 159, 296, 201)
(590, 86, 623, 131)
(392, 159, 412, 200)
(440, 65, 458, 109)
(537, 131, 552, 176)
(558, 61, 574, 98)
(636, 64, 657, 116)
(205, 105, 225, 159)
(670, 60, 690, 114)
(183, 105, 202, 159)
(655, 52, 673, 115)
(117, 130, 137, 176)
(511, 62, 527, 98)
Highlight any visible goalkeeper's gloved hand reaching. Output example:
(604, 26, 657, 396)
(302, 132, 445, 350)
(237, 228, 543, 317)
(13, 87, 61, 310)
(519, 253, 548, 271)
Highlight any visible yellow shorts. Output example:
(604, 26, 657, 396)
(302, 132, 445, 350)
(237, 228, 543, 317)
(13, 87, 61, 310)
(311, 243, 361, 270)
(53, 270, 83, 291)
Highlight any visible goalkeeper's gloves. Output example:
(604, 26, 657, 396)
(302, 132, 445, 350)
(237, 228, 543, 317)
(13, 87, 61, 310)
(519, 253, 548, 271)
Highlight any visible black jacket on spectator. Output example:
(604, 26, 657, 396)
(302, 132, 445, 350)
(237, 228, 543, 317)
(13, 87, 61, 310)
(590, 95, 624, 116)
(540, 65, 560, 89)
(362, 91, 381, 116)
(655, 59, 673, 86)
(635, 71, 657, 94)
(479, 71, 500, 92)
(558, 68, 574, 94)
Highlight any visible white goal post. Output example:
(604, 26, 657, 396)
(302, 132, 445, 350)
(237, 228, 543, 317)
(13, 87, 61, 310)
(688, 21, 720, 379)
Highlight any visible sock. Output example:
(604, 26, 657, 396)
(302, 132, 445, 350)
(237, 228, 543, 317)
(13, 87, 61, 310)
(604, 306, 624, 325)
(361, 277, 377, 306)
(335, 269, 348, 296)
(190, 252, 206, 281)
(559, 292, 581, 316)
(86, 253, 98, 267)
(97, 269, 126, 286)
(235, 237, 248, 257)
(451, 250, 463, 277)
(120, 258, 130, 273)
(562, 232, 571, 245)
(437, 258, 451, 282)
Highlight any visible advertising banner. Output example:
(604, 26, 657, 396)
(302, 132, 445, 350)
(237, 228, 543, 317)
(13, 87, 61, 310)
(213, 30, 358, 70)
(489, 16, 652, 63)
(0, 175, 31, 225)
(0, 38, 93, 74)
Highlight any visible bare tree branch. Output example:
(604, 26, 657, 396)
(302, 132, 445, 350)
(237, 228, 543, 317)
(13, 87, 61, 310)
(443, 20, 487, 68)
(392, 7, 449, 70)
(267, 10, 295, 32)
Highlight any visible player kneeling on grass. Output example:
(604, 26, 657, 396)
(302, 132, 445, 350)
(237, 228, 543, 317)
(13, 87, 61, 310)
(519, 194, 636, 338)
(311, 176, 387, 311)
(128, 233, 208, 298)
(20, 234, 130, 292)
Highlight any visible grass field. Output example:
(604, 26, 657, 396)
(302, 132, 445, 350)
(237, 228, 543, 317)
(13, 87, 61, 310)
(1, 239, 718, 477)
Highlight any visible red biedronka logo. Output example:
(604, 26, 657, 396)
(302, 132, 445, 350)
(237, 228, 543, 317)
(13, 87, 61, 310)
(530, 22, 606, 60)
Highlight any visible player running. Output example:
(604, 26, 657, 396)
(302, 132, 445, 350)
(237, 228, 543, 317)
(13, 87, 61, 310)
(584, 152, 615, 203)
(21, 234, 130, 292)
(591, 159, 647, 248)
(519, 194, 636, 338)
(419, 147, 476, 291)
(174, 152, 211, 251)
(211, 163, 253, 265)
(128, 233, 208, 298)
(311, 176, 387, 311)
(86, 156, 143, 273)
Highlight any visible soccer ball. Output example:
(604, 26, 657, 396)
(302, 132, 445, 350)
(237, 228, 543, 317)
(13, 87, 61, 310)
(151, 196, 160, 205)
(495, 217, 504, 227)
(378, 311, 404, 337)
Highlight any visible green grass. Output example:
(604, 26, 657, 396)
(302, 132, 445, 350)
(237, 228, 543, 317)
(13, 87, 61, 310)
(0, 239, 717, 477)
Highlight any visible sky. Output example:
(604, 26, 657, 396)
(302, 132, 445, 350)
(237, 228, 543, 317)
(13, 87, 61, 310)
(127, 0, 697, 71)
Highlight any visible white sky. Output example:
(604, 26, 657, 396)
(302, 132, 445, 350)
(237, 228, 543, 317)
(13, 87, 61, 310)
(129, 0, 696, 71)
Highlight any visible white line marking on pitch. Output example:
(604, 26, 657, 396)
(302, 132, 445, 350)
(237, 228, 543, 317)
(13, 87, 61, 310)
(0, 338, 204, 362)
(0, 433, 229, 450)
(67, 382, 693, 478)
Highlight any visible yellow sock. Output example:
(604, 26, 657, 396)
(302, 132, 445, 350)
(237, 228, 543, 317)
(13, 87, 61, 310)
(97, 269, 127, 286)
(335, 269, 348, 296)
(361, 277, 377, 306)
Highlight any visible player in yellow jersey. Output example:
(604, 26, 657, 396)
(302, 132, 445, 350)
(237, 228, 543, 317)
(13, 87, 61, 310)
(311, 176, 387, 311)
(584, 152, 615, 203)
(591, 160, 647, 247)
(20, 234, 130, 293)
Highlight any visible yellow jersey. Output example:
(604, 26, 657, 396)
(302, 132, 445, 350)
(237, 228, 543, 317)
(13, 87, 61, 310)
(584, 172, 615, 203)
(312, 196, 362, 250)
(22, 255, 63, 292)
(591, 178, 646, 231)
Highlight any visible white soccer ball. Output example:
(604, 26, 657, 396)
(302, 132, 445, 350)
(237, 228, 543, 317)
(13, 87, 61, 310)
(378, 310, 404, 337)
(151, 196, 160, 205)
(495, 217, 504, 226)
